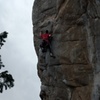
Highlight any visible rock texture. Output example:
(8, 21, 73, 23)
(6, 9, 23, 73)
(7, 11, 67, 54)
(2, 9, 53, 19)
(32, 0, 100, 100)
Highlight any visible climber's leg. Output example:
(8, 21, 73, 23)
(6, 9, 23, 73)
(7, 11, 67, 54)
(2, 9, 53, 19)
(47, 44, 55, 58)
(40, 40, 47, 53)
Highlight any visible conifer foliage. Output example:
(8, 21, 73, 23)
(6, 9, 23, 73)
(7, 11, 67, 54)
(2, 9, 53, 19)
(0, 31, 14, 93)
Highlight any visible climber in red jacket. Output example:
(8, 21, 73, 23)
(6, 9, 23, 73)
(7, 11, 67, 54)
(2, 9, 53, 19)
(40, 30, 51, 43)
(40, 30, 55, 58)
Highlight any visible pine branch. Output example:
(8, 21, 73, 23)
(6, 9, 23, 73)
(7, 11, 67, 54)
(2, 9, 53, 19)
(0, 31, 14, 93)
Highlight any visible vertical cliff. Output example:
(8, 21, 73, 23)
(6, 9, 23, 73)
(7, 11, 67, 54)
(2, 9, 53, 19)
(32, 0, 100, 100)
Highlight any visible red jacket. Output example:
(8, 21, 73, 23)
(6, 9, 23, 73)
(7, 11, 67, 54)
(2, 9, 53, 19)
(40, 33, 51, 42)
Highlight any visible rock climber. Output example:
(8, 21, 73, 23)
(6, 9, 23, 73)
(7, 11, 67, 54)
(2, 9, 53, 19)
(40, 30, 55, 58)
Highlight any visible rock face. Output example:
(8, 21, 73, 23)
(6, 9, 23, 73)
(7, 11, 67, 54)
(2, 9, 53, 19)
(32, 0, 100, 100)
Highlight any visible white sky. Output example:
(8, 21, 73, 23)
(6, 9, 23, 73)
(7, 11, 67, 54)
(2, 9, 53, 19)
(0, 0, 41, 100)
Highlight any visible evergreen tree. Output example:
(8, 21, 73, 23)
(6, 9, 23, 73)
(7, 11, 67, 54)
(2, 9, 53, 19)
(0, 31, 14, 93)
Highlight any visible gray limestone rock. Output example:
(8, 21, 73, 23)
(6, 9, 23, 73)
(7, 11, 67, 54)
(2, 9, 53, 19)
(32, 0, 100, 100)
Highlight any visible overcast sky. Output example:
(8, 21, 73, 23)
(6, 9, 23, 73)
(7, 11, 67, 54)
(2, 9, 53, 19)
(0, 0, 41, 100)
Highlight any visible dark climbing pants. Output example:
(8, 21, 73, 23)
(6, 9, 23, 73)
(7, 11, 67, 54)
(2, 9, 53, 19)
(40, 40, 52, 53)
